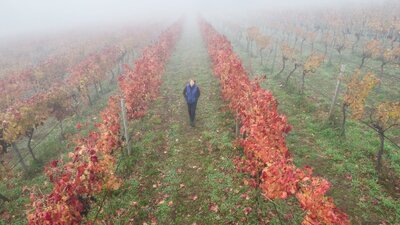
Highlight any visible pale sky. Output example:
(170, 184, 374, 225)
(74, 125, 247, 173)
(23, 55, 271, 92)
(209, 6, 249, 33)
(0, 0, 383, 39)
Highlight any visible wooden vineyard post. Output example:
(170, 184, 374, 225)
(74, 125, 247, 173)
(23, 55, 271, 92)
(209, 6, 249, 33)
(11, 143, 28, 173)
(120, 99, 131, 155)
(233, 100, 242, 138)
(271, 39, 279, 75)
(235, 116, 240, 138)
(328, 64, 345, 121)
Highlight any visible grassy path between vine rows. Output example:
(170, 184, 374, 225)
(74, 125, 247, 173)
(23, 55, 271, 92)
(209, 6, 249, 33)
(94, 19, 304, 224)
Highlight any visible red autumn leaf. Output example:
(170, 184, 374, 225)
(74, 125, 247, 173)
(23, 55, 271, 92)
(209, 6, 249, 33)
(243, 207, 252, 215)
(209, 203, 219, 213)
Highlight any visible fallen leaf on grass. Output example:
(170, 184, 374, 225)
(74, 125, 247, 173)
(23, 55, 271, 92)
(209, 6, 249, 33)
(209, 203, 219, 212)
(131, 201, 139, 207)
(285, 213, 293, 220)
(243, 207, 252, 215)
(116, 208, 126, 216)
(149, 214, 157, 225)
(157, 200, 165, 205)
(240, 193, 250, 200)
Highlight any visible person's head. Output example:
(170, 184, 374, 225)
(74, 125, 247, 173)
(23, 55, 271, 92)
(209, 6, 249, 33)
(189, 79, 195, 87)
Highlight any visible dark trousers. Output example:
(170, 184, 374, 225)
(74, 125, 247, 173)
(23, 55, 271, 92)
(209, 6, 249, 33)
(187, 102, 197, 122)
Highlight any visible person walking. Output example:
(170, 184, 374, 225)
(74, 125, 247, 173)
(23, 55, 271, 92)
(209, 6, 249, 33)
(183, 79, 200, 127)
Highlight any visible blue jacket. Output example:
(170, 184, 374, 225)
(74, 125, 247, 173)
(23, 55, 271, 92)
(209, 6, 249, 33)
(183, 84, 200, 104)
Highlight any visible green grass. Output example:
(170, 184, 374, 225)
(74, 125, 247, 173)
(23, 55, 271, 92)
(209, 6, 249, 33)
(222, 28, 400, 224)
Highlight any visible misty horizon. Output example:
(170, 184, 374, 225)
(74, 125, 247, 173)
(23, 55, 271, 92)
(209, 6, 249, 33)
(0, 0, 387, 40)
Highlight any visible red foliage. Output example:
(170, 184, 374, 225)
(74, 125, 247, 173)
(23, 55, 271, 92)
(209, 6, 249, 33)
(200, 19, 349, 225)
(119, 23, 182, 120)
(297, 177, 349, 225)
(27, 21, 182, 225)
(68, 47, 123, 105)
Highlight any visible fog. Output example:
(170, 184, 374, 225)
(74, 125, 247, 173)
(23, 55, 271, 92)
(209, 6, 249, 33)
(0, 0, 385, 40)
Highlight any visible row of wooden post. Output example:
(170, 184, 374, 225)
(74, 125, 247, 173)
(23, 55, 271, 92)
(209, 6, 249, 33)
(120, 99, 131, 155)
